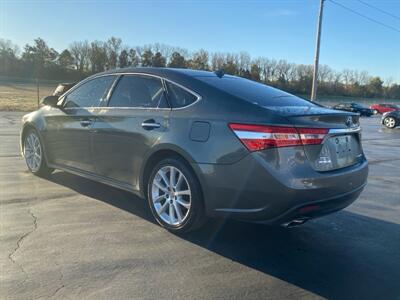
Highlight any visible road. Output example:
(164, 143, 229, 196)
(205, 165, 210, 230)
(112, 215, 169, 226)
(1, 111, 399, 300)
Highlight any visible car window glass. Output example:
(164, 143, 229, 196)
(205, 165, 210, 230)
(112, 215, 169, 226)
(108, 75, 167, 108)
(64, 76, 115, 108)
(198, 76, 315, 107)
(165, 82, 198, 108)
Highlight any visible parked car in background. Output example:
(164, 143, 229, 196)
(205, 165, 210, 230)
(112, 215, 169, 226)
(382, 110, 400, 129)
(370, 103, 400, 115)
(20, 68, 368, 233)
(332, 102, 374, 117)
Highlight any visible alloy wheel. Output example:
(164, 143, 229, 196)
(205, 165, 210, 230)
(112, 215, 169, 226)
(151, 166, 191, 226)
(24, 132, 42, 172)
(384, 117, 396, 128)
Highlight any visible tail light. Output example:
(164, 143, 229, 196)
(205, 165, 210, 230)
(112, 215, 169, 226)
(228, 123, 328, 152)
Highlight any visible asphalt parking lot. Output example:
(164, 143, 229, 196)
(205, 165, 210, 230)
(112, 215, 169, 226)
(1, 111, 399, 300)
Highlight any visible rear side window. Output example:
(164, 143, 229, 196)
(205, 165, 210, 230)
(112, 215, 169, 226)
(165, 82, 198, 108)
(197, 76, 316, 107)
(108, 75, 168, 108)
(64, 76, 115, 108)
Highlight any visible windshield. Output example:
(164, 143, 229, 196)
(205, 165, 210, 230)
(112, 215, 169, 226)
(197, 76, 317, 107)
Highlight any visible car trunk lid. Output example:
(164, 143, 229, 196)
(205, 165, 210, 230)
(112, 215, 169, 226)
(263, 105, 364, 171)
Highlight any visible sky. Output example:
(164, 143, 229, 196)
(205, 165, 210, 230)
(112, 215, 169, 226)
(1, 0, 399, 83)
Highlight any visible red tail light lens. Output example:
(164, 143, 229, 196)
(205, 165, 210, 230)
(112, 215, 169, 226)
(228, 123, 328, 152)
(297, 128, 328, 145)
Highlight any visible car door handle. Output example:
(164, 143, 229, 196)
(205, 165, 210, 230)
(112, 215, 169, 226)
(80, 120, 92, 127)
(141, 119, 161, 130)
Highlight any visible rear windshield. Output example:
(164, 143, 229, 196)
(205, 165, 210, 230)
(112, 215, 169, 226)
(197, 76, 316, 107)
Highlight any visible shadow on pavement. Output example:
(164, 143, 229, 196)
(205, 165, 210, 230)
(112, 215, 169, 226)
(47, 171, 400, 300)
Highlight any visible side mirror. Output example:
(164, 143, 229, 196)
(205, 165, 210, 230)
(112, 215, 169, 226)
(41, 95, 59, 107)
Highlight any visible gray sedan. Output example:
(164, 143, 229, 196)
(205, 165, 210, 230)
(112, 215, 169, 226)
(20, 68, 368, 233)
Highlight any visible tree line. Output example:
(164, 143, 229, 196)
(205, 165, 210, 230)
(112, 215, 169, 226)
(1, 37, 399, 99)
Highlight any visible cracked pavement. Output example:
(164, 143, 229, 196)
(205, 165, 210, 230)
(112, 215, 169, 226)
(0, 111, 399, 299)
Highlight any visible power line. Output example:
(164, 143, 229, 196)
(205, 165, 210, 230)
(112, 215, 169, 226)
(328, 0, 400, 34)
(355, 0, 400, 21)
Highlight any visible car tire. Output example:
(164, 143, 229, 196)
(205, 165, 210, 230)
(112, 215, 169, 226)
(147, 157, 206, 233)
(23, 128, 54, 176)
(383, 117, 396, 129)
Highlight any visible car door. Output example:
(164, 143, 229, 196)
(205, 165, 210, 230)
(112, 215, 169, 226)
(91, 74, 170, 190)
(44, 75, 117, 173)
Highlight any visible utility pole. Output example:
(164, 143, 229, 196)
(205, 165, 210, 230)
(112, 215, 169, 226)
(311, 0, 325, 101)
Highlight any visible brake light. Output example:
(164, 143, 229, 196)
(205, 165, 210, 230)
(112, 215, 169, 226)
(228, 123, 328, 152)
(297, 128, 328, 145)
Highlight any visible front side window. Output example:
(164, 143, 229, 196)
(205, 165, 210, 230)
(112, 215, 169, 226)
(108, 75, 167, 108)
(165, 81, 198, 108)
(64, 76, 115, 108)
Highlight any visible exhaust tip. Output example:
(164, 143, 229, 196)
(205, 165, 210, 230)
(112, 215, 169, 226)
(282, 218, 309, 228)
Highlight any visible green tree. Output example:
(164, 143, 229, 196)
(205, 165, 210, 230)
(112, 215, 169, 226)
(58, 49, 74, 68)
(223, 60, 237, 75)
(366, 77, 383, 97)
(89, 41, 108, 73)
(22, 38, 58, 77)
(119, 49, 129, 68)
(22, 38, 58, 66)
(189, 49, 209, 70)
(152, 52, 166, 67)
(168, 51, 186, 68)
(0, 39, 20, 76)
(250, 63, 261, 81)
(141, 49, 153, 67)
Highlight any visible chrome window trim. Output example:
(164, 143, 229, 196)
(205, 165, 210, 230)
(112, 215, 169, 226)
(59, 71, 202, 111)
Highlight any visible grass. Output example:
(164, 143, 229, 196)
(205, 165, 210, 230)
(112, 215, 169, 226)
(0, 81, 57, 111)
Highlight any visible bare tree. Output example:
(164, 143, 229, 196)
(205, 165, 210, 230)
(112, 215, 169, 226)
(276, 60, 291, 82)
(69, 40, 90, 72)
(211, 52, 225, 70)
(106, 37, 122, 69)
(238, 51, 251, 75)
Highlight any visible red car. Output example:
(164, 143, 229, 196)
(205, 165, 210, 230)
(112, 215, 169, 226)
(369, 103, 400, 114)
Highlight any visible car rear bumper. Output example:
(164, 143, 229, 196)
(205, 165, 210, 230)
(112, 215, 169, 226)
(255, 183, 365, 225)
(193, 147, 368, 224)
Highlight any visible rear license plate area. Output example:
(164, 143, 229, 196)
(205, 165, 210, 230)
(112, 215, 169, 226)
(313, 134, 362, 171)
(333, 135, 352, 165)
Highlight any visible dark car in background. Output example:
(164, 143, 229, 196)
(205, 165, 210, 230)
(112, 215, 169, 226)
(370, 103, 399, 115)
(382, 110, 400, 129)
(332, 102, 374, 116)
(20, 68, 368, 233)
